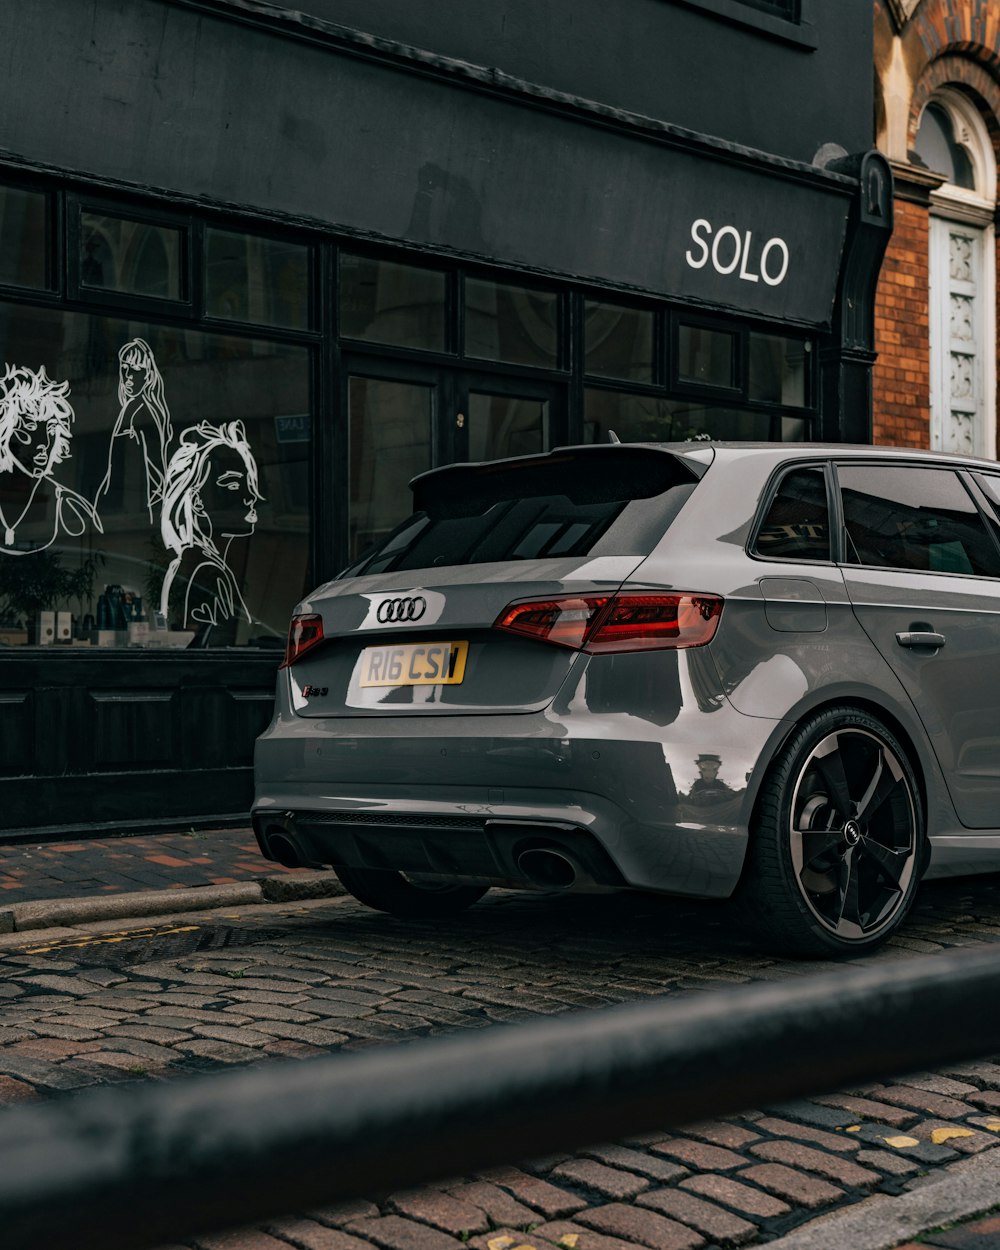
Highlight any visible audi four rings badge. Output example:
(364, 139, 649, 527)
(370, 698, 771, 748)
(376, 595, 427, 624)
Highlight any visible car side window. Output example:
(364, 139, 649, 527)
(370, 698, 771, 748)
(838, 464, 1000, 576)
(752, 465, 830, 561)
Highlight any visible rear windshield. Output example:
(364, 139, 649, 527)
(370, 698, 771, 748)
(343, 448, 701, 576)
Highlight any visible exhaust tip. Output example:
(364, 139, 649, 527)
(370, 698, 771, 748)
(266, 830, 303, 869)
(517, 847, 578, 890)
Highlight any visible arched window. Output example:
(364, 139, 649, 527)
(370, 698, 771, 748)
(914, 89, 997, 458)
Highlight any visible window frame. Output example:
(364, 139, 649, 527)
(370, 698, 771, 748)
(748, 458, 836, 565)
(69, 195, 196, 313)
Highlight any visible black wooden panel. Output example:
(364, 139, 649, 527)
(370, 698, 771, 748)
(0, 651, 279, 831)
(0, 691, 34, 776)
(0, 768, 254, 835)
(85, 691, 176, 770)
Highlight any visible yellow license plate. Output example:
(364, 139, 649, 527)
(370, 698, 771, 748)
(359, 640, 469, 687)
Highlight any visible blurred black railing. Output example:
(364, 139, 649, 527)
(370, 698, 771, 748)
(2, 944, 1000, 1250)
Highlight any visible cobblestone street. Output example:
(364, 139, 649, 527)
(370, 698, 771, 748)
(2, 873, 1000, 1249)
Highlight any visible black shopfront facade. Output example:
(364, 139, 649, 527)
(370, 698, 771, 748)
(0, 0, 888, 835)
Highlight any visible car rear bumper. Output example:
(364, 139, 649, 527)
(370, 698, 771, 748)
(252, 703, 783, 899)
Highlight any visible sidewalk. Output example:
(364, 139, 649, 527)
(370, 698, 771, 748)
(0, 825, 295, 904)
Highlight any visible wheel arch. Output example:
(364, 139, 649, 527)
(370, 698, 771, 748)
(742, 692, 931, 878)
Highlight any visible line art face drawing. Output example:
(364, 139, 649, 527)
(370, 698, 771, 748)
(0, 363, 102, 555)
(96, 337, 173, 520)
(159, 419, 263, 629)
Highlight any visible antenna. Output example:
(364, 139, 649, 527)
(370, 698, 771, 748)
(607, 429, 621, 444)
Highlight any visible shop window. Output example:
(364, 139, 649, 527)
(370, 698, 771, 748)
(80, 212, 186, 302)
(467, 392, 546, 461)
(749, 333, 809, 406)
(348, 376, 432, 560)
(583, 389, 772, 444)
(0, 186, 49, 291)
(584, 299, 654, 383)
(340, 254, 447, 351)
(465, 277, 559, 369)
(0, 304, 310, 648)
(205, 228, 310, 329)
(676, 324, 736, 389)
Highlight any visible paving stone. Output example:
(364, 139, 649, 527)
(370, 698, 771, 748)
(909, 1120, 1000, 1154)
(445, 1181, 537, 1228)
(346, 1215, 463, 1250)
(854, 1148, 921, 1176)
(221, 1002, 321, 1024)
(522, 1154, 572, 1175)
(968, 1090, 1000, 1112)
(758, 1100, 858, 1130)
(177, 1039, 261, 1064)
(575, 1202, 704, 1250)
(549, 1159, 650, 1201)
(867, 1084, 974, 1119)
(264, 1218, 378, 1250)
(678, 1174, 790, 1218)
(189, 1023, 273, 1048)
(103, 1024, 194, 1045)
(897, 1073, 980, 1098)
(524, 1221, 638, 1250)
(850, 1123, 962, 1163)
(478, 1168, 588, 1218)
(752, 1116, 862, 1153)
(0, 1074, 37, 1102)
(144, 1007, 254, 1026)
(682, 1122, 760, 1150)
(736, 1163, 844, 1208)
(580, 1145, 688, 1183)
(310, 1200, 381, 1228)
(387, 1189, 490, 1235)
(7, 1037, 95, 1060)
(813, 1094, 919, 1128)
(940, 1062, 1000, 1089)
(243, 1022, 350, 1048)
(25, 1022, 100, 1041)
(650, 1139, 745, 1171)
(636, 1188, 757, 1245)
(747, 1139, 880, 1187)
(0, 1054, 98, 1089)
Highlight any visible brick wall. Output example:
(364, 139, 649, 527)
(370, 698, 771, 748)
(873, 197, 931, 448)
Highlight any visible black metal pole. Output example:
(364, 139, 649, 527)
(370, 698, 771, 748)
(2, 944, 1000, 1250)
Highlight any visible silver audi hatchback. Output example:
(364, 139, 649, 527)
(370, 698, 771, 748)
(252, 442, 1000, 956)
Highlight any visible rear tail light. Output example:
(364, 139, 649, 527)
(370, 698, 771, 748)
(495, 592, 722, 653)
(280, 614, 325, 668)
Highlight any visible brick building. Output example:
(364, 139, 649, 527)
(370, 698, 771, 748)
(874, 0, 1000, 455)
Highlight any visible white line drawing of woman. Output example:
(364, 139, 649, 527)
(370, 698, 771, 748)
(0, 364, 102, 555)
(96, 337, 173, 520)
(159, 420, 262, 629)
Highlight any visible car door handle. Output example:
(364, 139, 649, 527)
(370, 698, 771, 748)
(895, 631, 946, 648)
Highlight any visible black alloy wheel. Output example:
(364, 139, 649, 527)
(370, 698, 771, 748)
(740, 706, 922, 956)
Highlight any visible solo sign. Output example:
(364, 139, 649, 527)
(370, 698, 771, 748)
(685, 219, 790, 287)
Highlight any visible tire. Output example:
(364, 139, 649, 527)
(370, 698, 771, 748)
(333, 866, 488, 918)
(738, 706, 923, 957)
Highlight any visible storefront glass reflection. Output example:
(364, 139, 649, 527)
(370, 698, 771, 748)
(0, 304, 310, 648)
